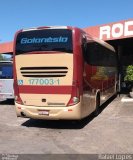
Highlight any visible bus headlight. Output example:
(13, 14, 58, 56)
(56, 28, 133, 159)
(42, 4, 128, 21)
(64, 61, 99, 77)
(72, 97, 79, 104)
(67, 84, 80, 106)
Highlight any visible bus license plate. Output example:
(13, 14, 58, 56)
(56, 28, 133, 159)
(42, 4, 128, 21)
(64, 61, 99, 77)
(38, 110, 49, 115)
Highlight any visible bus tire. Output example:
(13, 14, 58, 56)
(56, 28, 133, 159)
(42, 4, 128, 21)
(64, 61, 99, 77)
(94, 92, 100, 116)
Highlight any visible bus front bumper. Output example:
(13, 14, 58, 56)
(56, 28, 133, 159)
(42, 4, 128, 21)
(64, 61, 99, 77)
(15, 102, 82, 120)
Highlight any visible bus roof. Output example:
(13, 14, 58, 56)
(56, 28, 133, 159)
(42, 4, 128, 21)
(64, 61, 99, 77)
(22, 26, 69, 32)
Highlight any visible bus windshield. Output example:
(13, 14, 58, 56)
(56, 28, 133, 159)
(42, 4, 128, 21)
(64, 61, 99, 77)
(15, 29, 73, 55)
(0, 62, 13, 79)
(0, 54, 13, 79)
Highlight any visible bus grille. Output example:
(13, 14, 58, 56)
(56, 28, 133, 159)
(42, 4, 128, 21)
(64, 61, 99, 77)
(20, 66, 68, 78)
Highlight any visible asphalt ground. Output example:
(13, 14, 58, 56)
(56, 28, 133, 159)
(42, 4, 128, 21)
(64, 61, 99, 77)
(0, 95, 133, 156)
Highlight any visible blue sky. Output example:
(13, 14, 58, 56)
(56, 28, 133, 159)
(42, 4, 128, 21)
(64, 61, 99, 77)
(0, 0, 132, 42)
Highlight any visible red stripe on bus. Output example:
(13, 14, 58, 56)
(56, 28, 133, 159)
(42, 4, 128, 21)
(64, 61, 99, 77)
(18, 85, 72, 94)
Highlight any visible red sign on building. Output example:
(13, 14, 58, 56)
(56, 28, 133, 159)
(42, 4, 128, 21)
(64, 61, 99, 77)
(84, 19, 133, 41)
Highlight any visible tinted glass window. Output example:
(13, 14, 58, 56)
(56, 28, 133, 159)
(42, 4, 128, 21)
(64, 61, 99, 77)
(0, 63, 13, 79)
(84, 42, 117, 67)
(15, 29, 73, 54)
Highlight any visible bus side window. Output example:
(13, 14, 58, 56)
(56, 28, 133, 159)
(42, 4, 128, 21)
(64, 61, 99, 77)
(85, 42, 116, 67)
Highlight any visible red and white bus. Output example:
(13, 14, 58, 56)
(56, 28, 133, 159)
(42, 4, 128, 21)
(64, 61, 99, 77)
(13, 26, 118, 120)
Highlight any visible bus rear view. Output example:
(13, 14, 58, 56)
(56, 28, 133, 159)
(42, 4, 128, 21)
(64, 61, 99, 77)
(14, 26, 81, 120)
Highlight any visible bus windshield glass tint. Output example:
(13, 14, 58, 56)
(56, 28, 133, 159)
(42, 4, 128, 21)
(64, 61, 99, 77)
(15, 29, 73, 54)
(0, 63, 13, 79)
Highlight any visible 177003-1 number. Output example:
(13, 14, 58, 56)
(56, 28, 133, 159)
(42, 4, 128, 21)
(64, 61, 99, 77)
(28, 78, 60, 85)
